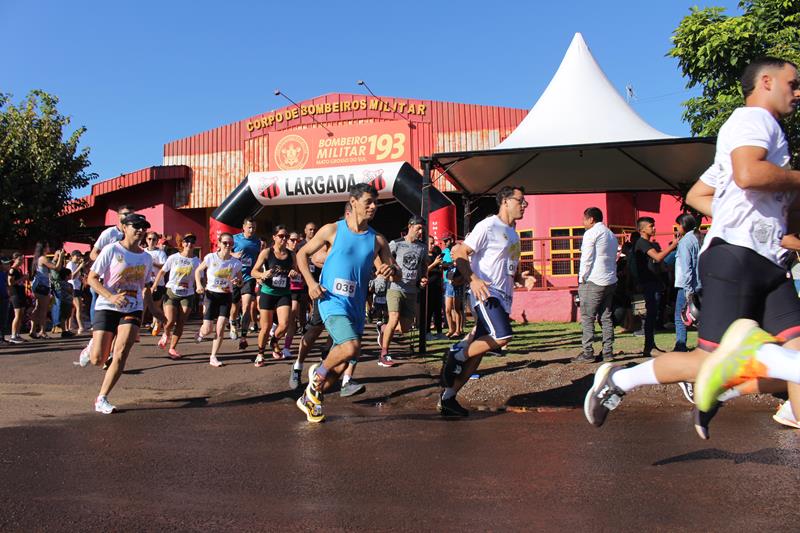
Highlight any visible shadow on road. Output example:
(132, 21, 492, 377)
(653, 447, 800, 468)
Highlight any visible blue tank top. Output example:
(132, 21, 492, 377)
(233, 233, 261, 281)
(318, 219, 376, 334)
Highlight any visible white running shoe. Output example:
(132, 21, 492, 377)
(282, 347, 292, 359)
(773, 401, 800, 429)
(229, 327, 238, 340)
(94, 396, 115, 414)
(78, 339, 93, 367)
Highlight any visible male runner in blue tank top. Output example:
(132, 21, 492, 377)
(295, 183, 397, 422)
(231, 217, 261, 349)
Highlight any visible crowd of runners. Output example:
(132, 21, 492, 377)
(1, 56, 799, 435)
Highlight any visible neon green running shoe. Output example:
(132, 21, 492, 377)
(695, 319, 777, 412)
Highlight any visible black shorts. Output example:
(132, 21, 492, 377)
(259, 292, 291, 311)
(93, 309, 143, 332)
(232, 278, 257, 301)
(10, 286, 27, 309)
(163, 288, 194, 308)
(308, 299, 323, 327)
(291, 290, 305, 302)
(151, 285, 166, 301)
(203, 291, 233, 321)
(698, 238, 800, 350)
(473, 297, 513, 341)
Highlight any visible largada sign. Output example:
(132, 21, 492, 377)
(268, 121, 410, 171)
(247, 162, 405, 206)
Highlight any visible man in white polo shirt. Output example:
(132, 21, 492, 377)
(573, 207, 618, 363)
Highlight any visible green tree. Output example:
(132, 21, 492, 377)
(669, 0, 800, 162)
(0, 90, 96, 248)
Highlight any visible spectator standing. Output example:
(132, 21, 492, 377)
(573, 207, 618, 363)
(673, 213, 702, 352)
(426, 235, 445, 340)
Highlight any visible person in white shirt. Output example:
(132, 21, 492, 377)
(439, 185, 526, 417)
(574, 207, 618, 363)
(78, 214, 164, 414)
(152, 233, 201, 359)
(65, 250, 87, 334)
(143, 231, 168, 332)
(585, 56, 800, 437)
(88, 205, 134, 323)
(195, 233, 243, 367)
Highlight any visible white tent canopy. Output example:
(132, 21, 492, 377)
(432, 32, 714, 195)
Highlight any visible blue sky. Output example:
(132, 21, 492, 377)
(1, 0, 742, 197)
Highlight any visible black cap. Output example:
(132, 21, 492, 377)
(183, 233, 197, 243)
(408, 215, 425, 226)
(121, 213, 151, 229)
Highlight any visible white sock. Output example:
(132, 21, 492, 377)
(442, 387, 456, 400)
(754, 344, 800, 384)
(96, 395, 106, 402)
(610, 360, 659, 393)
(293, 360, 302, 370)
(717, 388, 741, 402)
(342, 375, 351, 386)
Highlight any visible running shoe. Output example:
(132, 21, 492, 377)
(440, 344, 464, 387)
(340, 380, 365, 397)
(249, 324, 257, 333)
(571, 353, 597, 363)
(694, 319, 777, 412)
(282, 347, 292, 359)
(229, 327, 238, 340)
(102, 355, 113, 370)
(772, 401, 800, 429)
(238, 338, 248, 350)
(94, 396, 116, 415)
(8, 336, 25, 345)
(210, 355, 223, 367)
(437, 394, 469, 417)
(678, 381, 695, 404)
(254, 353, 266, 367)
(296, 363, 325, 423)
(583, 363, 625, 427)
(378, 354, 396, 367)
(152, 322, 162, 336)
(158, 333, 169, 350)
(693, 402, 721, 440)
(78, 339, 93, 367)
(168, 348, 181, 360)
(289, 366, 302, 390)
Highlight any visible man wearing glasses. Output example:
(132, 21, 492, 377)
(440, 186, 526, 417)
(231, 217, 261, 349)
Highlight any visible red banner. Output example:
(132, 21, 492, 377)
(268, 121, 410, 171)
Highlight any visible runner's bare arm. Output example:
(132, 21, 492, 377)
(151, 266, 166, 288)
(195, 261, 207, 294)
(86, 270, 126, 307)
(452, 242, 489, 302)
(297, 222, 337, 290)
(251, 249, 270, 280)
(686, 180, 715, 217)
(731, 146, 800, 191)
(646, 238, 679, 263)
(374, 234, 397, 279)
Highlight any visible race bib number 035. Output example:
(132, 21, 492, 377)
(332, 278, 356, 298)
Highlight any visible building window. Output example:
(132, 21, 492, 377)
(549, 226, 584, 276)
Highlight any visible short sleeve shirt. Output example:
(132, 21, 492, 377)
(66, 260, 82, 291)
(94, 226, 124, 253)
(700, 106, 793, 266)
(91, 243, 153, 313)
(388, 239, 427, 294)
(633, 238, 658, 285)
(463, 215, 520, 313)
(163, 253, 201, 297)
(145, 248, 168, 285)
(203, 253, 242, 294)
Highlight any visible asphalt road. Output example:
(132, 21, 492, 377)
(1, 325, 799, 531)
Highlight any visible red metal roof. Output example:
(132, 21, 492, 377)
(65, 165, 190, 214)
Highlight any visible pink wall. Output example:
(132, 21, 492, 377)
(511, 289, 578, 322)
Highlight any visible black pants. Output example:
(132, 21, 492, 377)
(426, 281, 443, 334)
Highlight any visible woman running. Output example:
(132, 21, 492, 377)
(29, 242, 64, 339)
(79, 213, 163, 414)
(153, 233, 201, 360)
(252, 225, 298, 366)
(65, 250, 87, 334)
(195, 233, 242, 367)
(7, 253, 27, 344)
(284, 230, 307, 359)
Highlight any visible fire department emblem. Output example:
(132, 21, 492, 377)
(275, 134, 309, 170)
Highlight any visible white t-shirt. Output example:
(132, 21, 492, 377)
(203, 253, 242, 294)
(162, 253, 201, 297)
(91, 242, 153, 313)
(463, 215, 521, 312)
(66, 260, 83, 291)
(145, 248, 168, 286)
(94, 226, 124, 253)
(700, 106, 793, 266)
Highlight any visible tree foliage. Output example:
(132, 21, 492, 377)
(669, 0, 800, 162)
(0, 90, 96, 249)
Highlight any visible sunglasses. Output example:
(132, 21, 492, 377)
(288, 237, 298, 242)
(146, 237, 158, 241)
(128, 223, 148, 230)
(220, 241, 233, 246)
(275, 234, 288, 239)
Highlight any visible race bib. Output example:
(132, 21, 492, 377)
(374, 296, 387, 304)
(272, 275, 287, 288)
(241, 256, 253, 267)
(332, 278, 356, 298)
(309, 264, 316, 273)
(506, 260, 518, 276)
